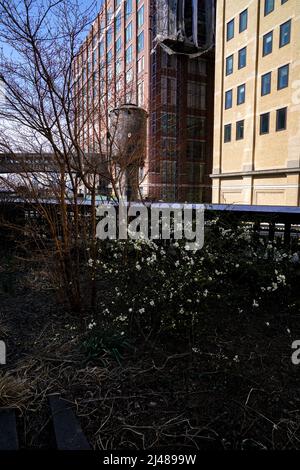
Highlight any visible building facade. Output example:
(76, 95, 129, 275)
(212, 0, 300, 206)
(73, 0, 215, 202)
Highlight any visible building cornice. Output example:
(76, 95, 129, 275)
(210, 167, 300, 179)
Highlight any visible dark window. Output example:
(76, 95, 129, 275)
(278, 64, 289, 89)
(226, 55, 233, 75)
(237, 84, 246, 105)
(238, 47, 247, 69)
(276, 107, 287, 131)
(224, 124, 232, 143)
(263, 31, 273, 56)
(264, 0, 274, 16)
(280, 20, 291, 47)
(225, 89, 233, 109)
(236, 120, 244, 140)
(227, 19, 234, 41)
(260, 113, 270, 134)
(281, 0, 288, 4)
(261, 72, 272, 96)
(239, 9, 248, 32)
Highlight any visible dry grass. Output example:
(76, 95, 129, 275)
(0, 371, 31, 410)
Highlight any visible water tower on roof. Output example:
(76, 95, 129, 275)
(109, 103, 148, 201)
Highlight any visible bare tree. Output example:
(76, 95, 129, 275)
(0, 0, 147, 316)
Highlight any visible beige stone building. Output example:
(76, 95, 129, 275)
(212, 0, 300, 206)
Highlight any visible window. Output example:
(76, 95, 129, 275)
(260, 113, 270, 134)
(187, 81, 206, 109)
(238, 47, 247, 69)
(106, 49, 112, 65)
(126, 68, 133, 84)
(125, 22, 132, 43)
(263, 31, 273, 56)
(162, 76, 177, 105)
(226, 55, 233, 75)
(107, 27, 113, 47)
(237, 84, 245, 105)
(261, 72, 271, 96)
(239, 9, 248, 32)
(264, 0, 274, 16)
(276, 107, 287, 131)
(137, 81, 144, 105)
(125, 0, 132, 20)
(137, 5, 144, 28)
(115, 37, 122, 56)
(225, 89, 233, 109)
(115, 11, 121, 34)
(278, 64, 289, 90)
(281, 0, 288, 3)
(137, 56, 144, 73)
(280, 20, 291, 47)
(227, 19, 234, 41)
(99, 40, 104, 58)
(125, 45, 133, 64)
(236, 120, 244, 140)
(224, 124, 232, 143)
(137, 31, 144, 53)
(187, 116, 206, 138)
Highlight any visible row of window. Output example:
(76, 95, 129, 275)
(227, 0, 289, 41)
(225, 84, 245, 109)
(261, 64, 289, 95)
(262, 19, 291, 56)
(224, 107, 288, 143)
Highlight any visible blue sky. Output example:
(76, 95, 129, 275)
(0, 1, 104, 57)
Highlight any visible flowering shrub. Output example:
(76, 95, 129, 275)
(86, 217, 299, 343)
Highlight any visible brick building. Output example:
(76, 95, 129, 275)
(74, 0, 215, 202)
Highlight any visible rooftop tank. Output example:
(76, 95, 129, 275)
(109, 103, 148, 168)
(109, 103, 148, 200)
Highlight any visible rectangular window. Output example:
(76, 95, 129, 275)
(236, 120, 244, 140)
(225, 89, 233, 109)
(278, 64, 289, 90)
(280, 20, 291, 47)
(237, 84, 246, 105)
(276, 107, 287, 131)
(260, 113, 270, 134)
(137, 31, 144, 53)
(227, 19, 234, 41)
(224, 124, 232, 143)
(239, 9, 248, 32)
(226, 55, 233, 75)
(115, 36, 122, 56)
(238, 47, 247, 69)
(137, 5, 144, 28)
(137, 81, 144, 106)
(125, 0, 132, 20)
(281, 0, 288, 3)
(125, 22, 132, 43)
(263, 31, 273, 56)
(261, 72, 271, 96)
(264, 0, 274, 15)
(125, 45, 133, 64)
(107, 27, 113, 47)
(137, 56, 144, 74)
(115, 11, 121, 34)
